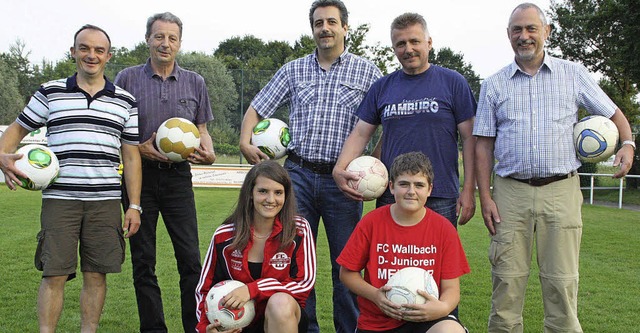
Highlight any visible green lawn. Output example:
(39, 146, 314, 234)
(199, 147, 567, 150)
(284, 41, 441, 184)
(0, 187, 638, 332)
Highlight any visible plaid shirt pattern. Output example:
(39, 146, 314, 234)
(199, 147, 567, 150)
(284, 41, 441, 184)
(251, 50, 382, 163)
(474, 55, 617, 179)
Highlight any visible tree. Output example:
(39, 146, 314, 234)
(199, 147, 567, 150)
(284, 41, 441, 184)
(0, 39, 38, 102)
(108, 42, 149, 79)
(0, 58, 24, 125)
(548, 0, 639, 122)
(177, 52, 239, 142)
(429, 47, 481, 98)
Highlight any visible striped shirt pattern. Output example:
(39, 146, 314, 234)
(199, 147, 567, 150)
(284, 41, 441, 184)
(251, 50, 382, 164)
(114, 60, 213, 143)
(17, 74, 139, 200)
(473, 55, 617, 179)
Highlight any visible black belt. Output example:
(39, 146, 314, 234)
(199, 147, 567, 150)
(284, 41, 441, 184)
(510, 171, 577, 187)
(287, 152, 335, 174)
(142, 160, 188, 170)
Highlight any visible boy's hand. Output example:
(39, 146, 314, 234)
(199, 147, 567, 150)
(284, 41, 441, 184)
(374, 285, 403, 320)
(400, 289, 445, 322)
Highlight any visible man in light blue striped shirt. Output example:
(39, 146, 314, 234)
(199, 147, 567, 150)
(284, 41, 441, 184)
(239, 1, 382, 332)
(474, 3, 635, 332)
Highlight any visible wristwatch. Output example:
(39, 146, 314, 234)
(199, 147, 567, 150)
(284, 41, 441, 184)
(621, 140, 636, 150)
(129, 204, 143, 214)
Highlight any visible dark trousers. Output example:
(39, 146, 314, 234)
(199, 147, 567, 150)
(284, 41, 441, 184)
(125, 162, 202, 332)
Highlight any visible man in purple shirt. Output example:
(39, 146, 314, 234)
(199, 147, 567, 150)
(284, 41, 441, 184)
(114, 12, 215, 333)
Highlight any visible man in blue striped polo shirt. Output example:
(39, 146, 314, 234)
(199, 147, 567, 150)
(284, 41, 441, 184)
(0, 25, 141, 332)
(239, 1, 382, 332)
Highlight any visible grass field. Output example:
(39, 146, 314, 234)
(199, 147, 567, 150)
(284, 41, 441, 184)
(0, 187, 638, 332)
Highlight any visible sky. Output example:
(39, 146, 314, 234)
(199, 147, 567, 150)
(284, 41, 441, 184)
(1, 0, 551, 79)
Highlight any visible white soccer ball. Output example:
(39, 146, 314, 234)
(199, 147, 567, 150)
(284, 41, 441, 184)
(155, 117, 201, 162)
(205, 280, 256, 330)
(346, 156, 389, 201)
(573, 115, 619, 163)
(385, 267, 439, 305)
(251, 118, 290, 159)
(14, 144, 60, 191)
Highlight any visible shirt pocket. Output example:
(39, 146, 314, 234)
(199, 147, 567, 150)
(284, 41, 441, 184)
(177, 98, 198, 120)
(337, 82, 366, 110)
(295, 82, 317, 106)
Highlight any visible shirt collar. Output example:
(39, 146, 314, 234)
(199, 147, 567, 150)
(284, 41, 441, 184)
(143, 58, 182, 80)
(66, 73, 115, 93)
(312, 48, 350, 68)
(508, 52, 554, 78)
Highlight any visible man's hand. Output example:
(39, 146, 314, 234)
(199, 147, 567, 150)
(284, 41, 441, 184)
(123, 208, 141, 238)
(189, 145, 216, 165)
(612, 144, 634, 178)
(239, 142, 269, 165)
(479, 196, 501, 236)
(332, 166, 364, 201)
(139, 133, 169, 161)
(456, 186, 476, 226)
(0, 153, 27, 190)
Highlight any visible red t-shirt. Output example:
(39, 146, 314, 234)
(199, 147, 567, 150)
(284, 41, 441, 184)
(337, 205, 470, 331)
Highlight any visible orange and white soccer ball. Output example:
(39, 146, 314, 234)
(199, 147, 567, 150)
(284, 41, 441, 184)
(346, 156, 389, 201)
(155, 117, 201, 162)
(385, 267, 439, 305)
(205, 280, 256, 330)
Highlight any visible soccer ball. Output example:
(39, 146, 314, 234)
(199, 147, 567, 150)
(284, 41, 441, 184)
(346, 156, 388, 201)
(251, 118, 290, 159)
(155, 117, 201, 162)
(205, 280, 256, 330)
(14, 144, 59, 191)
(573, 115, 619, 163)
(385, 267, 439, 305)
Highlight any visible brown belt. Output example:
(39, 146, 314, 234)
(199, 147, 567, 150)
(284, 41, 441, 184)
(510, 171, 577, 187)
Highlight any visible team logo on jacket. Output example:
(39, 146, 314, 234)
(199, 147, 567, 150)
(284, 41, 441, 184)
(269, 252, 291, 270)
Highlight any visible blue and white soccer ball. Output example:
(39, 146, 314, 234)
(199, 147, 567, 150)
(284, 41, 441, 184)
(573, 115, 619, 163)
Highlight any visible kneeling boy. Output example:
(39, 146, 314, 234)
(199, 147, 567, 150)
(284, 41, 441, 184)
(337, 152, 470, 332)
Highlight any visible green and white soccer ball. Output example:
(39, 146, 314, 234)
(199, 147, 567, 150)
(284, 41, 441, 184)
(385, 267, 439, 305)
(14, 144, 60, 191)
(346, 156, 389, 201)
(251, 118, 290, 159)
(155, 117, 201, 162)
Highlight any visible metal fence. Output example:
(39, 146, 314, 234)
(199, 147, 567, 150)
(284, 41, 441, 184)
(579, 173, 640, 209)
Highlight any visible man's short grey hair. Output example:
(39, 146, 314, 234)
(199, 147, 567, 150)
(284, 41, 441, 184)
(391, 12, 429, 34)
(509, 3, 548, 26)
(145, 12, 183, 40)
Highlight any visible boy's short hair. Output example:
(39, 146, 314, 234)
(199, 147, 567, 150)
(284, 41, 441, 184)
(389, 152, 434, 184)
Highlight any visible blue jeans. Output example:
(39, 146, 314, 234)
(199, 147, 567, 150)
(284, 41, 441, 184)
(284, 159, 361, 333)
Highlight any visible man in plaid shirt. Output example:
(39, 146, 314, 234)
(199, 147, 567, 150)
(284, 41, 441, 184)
(239, 1, 381, 331)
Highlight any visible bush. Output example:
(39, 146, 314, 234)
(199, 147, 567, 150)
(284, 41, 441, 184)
(215, 143, 240, 156)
